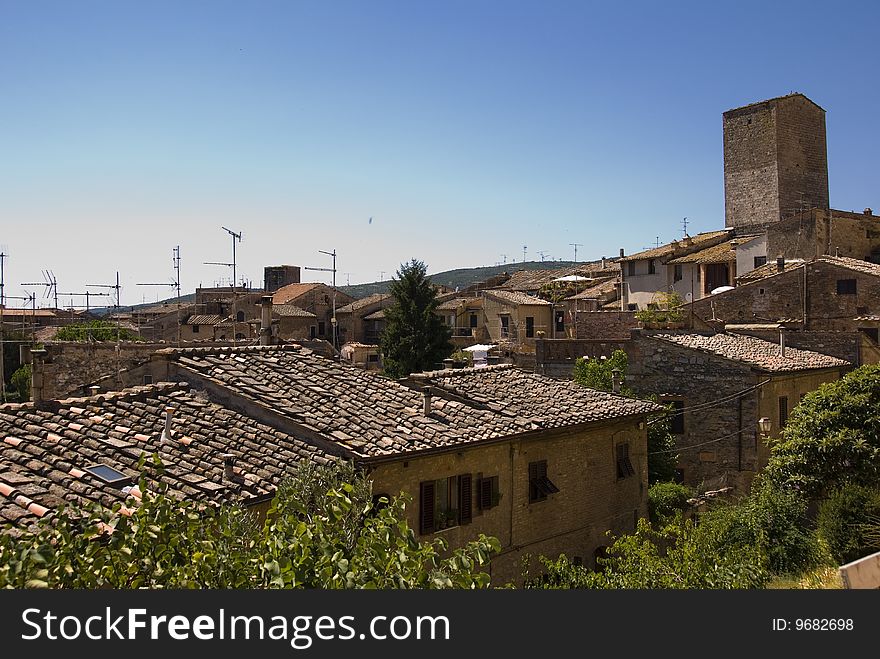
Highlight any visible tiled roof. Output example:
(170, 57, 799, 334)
(335, 293, 391, 314)
(648, 332, 850, 372)
(273, 304, 316, 318)
(818, 255, 880, 277)
(272, 283, 322, 305)
(185, 314, 224, 325)
(619, 230, 731, 263)
(0, 308, 57, 317)
(165, 345, 532, 459)
(498, 263, 619, 291)
(667, 239, 747, 265)
(483, 289, 551, 306)
(0, 382, 335, 534)
(410, 365, 662, 428)
(855, 315, 880, 322)
(436, 297, 479, 311)
(362, 309, 386, 320)
(566, 278, 618, 300)
(724, 92, 824, 115)
(736, 260, 805, 284)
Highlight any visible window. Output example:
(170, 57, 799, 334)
(754, 256, 767, 268)
(84, 464, 132, 486)
(419, 474, 472, 534)
(778, 396, 789, 429)
(477, 475, 499, 511)
(500, 315, 510, 338)
(368, 353, 379, 363)
(616, 443, 635, 479)
(236, 310, 245, 322)
(470, 313, 478, 328)
(142, 374, 153, 385)
(837, 279, 857, 295)
(668, 399, 685, 434)
(673, 264, 683, 282)
(674, 468, 685, 484)
(627, 261, 635, 277)
(525, 316, 535, 338)
(648, 259, 656, 275)
(309, 326, 317, 339)
(192, 324, 200, 333)
(318, 321, 326, 335)
(528, 460, 559, 503)
(555, 311, 565, 333)
(627, 303, 638, 311)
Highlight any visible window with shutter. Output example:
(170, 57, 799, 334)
(477, 475, 499, 511)
(458, 474, 472, 524)
(419, 481, 435, 535)
(528, 460, 558, 503)
(616, 443, 635, 479)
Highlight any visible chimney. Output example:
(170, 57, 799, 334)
(601, 256, 607, 270)
(619, 248, 625, 259)
(260, 295, 273, 346)
(28, 348, 48, 405)
(865, 208, 873, 216)
(162, 406, 174, 441)
(221, 454, 236, 481)
(88, 385, 100, 396)
(776, 257, 785, 273)
(611, 368, 622, 394)
(422, 386, 432, 416)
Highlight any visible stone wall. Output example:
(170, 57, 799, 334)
(768, 209, 880, 262)
(575, 310, 639, 339)
(535, 338, 631, 379)
(727, 328, 861, 366)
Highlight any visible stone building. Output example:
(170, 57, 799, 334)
(14, 344, 659, 583)
(766, 207, 880, 263)
(271, 283, 355, 345)
(723, 93, 829, 231)
(624, 331, 848, 491)
(334, 293, 391, 345)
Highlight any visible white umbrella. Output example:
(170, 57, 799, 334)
(552, 275, 591, 282)
(462, 344, 497, 352)
(710, 285, 735, 295)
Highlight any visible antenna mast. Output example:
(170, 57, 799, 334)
(569, 243, 583, 263)
(137, 246, 183, 345)
(304, 249, 338, 349)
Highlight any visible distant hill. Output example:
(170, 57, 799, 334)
(339, 261, 583, 299)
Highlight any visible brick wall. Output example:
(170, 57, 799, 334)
(369, 418, 649, 585)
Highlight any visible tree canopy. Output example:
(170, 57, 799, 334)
(380, 259, 453, 378)
(764, 364, 880, 497)
(55, 320, 143, 342)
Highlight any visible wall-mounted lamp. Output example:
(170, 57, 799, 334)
(757, 417, 772, 437)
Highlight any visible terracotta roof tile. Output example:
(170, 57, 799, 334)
(648, 332, 850, 372)
(273, 304, 317, 318)
(483, 290, 551, 306)
(619, 230, 731, 263)
(335, 293, 392, 314)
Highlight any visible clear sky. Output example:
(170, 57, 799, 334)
(2, 0, 878, 307)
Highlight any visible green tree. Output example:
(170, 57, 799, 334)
(764, 364, 880, 498)
(817, 484, 880, 565)
(573, 350, 678, 483)
(648, 481, 692, 523)
(0, 459, 499, 589)
(10, 364, 31, 402)
(380, 259, 453, 378)
(55, 320, 143, 342)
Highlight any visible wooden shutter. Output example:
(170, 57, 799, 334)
(459, 474, 472, 525)
(419, 481, 435, 535)
(479, 477, 493, 510)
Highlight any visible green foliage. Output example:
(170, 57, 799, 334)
(764, 364, 880, 498)
(528, 516, 768, 589)
(0, 460, 500, 589)
(55, 320, 143, 342)
(634, 291, 685, 324)
(380, 259, 453, 378)
(573, 350, 678, 483)
(817, 484, 880, 565)
(1, 328, 26, 395)
(10, 364, 31, 402)
(699, 478, 823, 576)
(648, 482, 692, 523)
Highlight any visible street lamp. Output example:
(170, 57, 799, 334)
(758, 417, 772, 437)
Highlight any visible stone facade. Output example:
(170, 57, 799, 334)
(534, 338, 630, 379)
(767, 208, 880, 262)
(575, 311, 639, 340)
(723, 93, 829, 230)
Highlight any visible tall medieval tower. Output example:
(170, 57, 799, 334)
(723, 93, 829, 231)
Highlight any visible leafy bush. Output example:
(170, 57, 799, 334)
(55, 320, 143, 342)
(817, 484, 880, 565)
(648, 482, 692, 523)
(764, 364, 880, 498)
(0, 460, 500, 589)
(634, 291, 685, 324)
(10, 364, 31, 402)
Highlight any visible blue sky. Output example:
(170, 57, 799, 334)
(1, 0, 878, 306)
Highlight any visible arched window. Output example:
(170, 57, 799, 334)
(236, 310, 245, 322)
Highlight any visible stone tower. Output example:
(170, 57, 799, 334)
(723, 93, 829, 231)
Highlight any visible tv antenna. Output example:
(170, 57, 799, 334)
(537, 250, 549, 262)
(523, 245, 527, 263)
(682, 216, 690, 236)
(343, 272, 352, 287)
(56, 290, 110, 312)
(21, 270, 58, 310)
(304, 249, 338, 349)
(569, 243, 583, 263)
(0, 250, 7, 401)
(137, 245, 183, 344)
(205, 227, 243, 341)
(500, 254, 507, 265)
